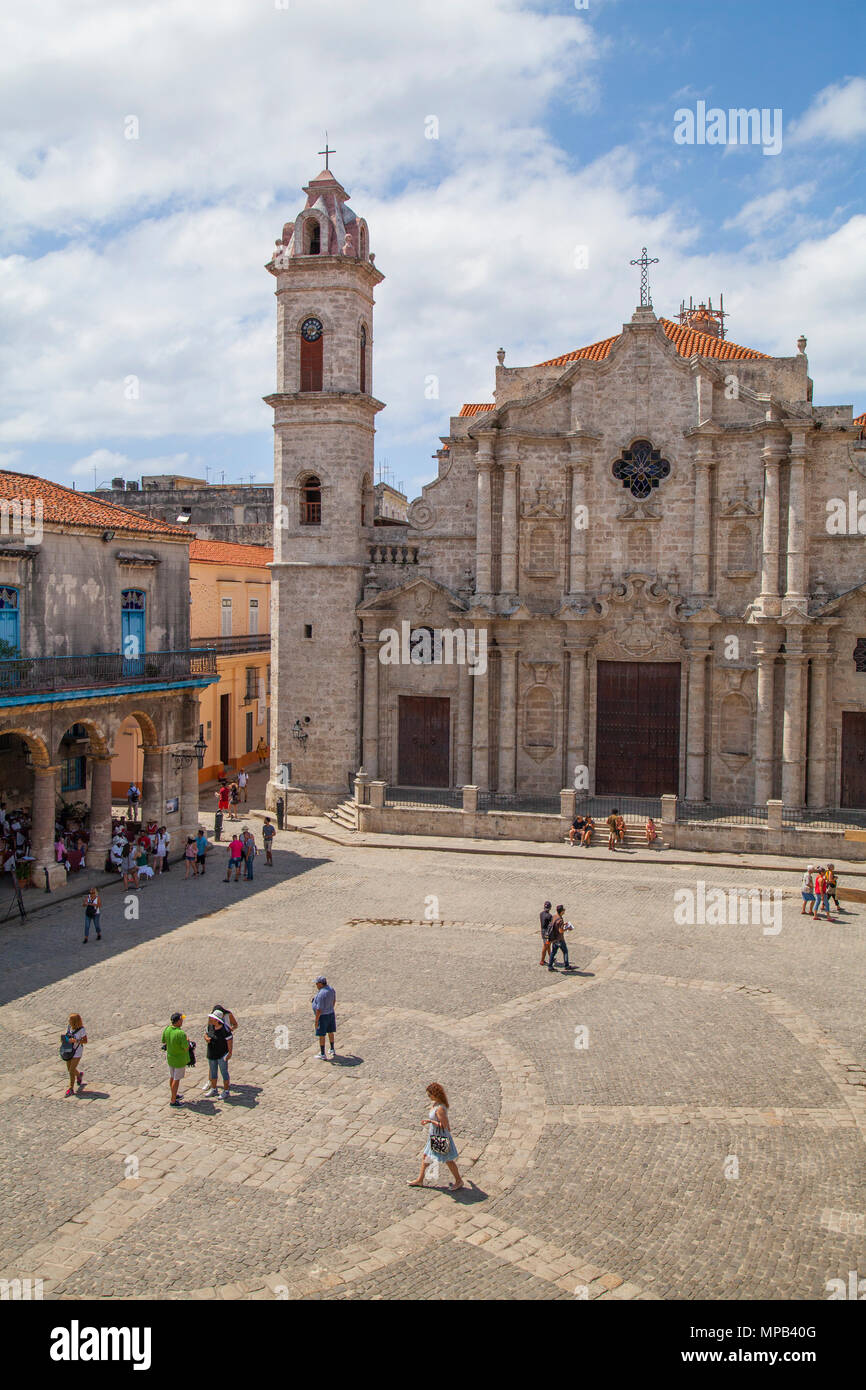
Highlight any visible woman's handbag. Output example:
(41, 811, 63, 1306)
(429, 1124, 449, 1155)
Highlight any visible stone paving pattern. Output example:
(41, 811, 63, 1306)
(0, 824, 864, 1301)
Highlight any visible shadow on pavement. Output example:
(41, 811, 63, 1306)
(0, 846, 331, 1010)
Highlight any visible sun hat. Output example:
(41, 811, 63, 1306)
(208, 1010, 225, 1023)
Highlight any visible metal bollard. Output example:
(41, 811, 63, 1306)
(276, 797, 284, 831)
(214, 809, 223, 842)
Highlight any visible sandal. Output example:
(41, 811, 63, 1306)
(407, 1180, 425, 1187)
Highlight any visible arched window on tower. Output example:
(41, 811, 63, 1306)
(359, 325, 367, 394)
(300, 317, 323, 392)
(300, 475, 322, 526)
(307, 220, 321, 255)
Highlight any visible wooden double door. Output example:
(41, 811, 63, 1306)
(595, 661, 681, 797)
(398, 696, 450, 787)
(841, 712, 866, 807)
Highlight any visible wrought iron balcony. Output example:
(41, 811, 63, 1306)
(0, 648, 218, 696)
(195, 634, 272, 655)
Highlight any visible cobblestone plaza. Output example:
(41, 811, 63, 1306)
(1, 825, 863, 1303)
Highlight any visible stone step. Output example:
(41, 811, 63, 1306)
(324, 799, 358, 832)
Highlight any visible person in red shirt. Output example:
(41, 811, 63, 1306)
(813, 868, 827, 918)
(225, 834, 244, 883)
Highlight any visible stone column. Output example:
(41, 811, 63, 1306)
(565, 643, 588, 790)
(500, 455, 519, 598)
(781, 639, 808, 807)
(475, 435, 495, 597)
(456, 650, 473, 786)
(568, 445, 590, 595)
(31, 765, 65, 889)
(471, 634, 490, 790)
(179, 755, 200, 837)
(497, 642, 518, 793)
(785, 429, 808, 603)
(86, 756, 114, 869)
(754, 641, 776, 804)
(361, 633, 379, 778)
(759, 436, 786, 616)
(806, 654, 829, 807)
(685, 646, 710, 800)
(140, 746, 164, 825)
(692, 442, 714, 596)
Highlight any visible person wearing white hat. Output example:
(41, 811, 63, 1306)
(203, 1010, 233, 1098)
(800, 865, 816, 916)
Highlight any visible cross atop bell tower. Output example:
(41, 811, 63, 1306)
(317, 134, 336, 170)
(629, 247, 660, 308)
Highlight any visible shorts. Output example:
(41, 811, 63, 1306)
(315, 1012, 336, 1037)
(168, 1066, 186, 1081)
(208, 1056, 230, 1082)
(196, 854, 206, 865)
(801, 891, 814, 903)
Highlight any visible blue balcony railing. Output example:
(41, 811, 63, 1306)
(0, 648, 218, 695)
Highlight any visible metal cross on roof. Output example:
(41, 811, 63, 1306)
(318, 134, 336, 170)
(630, 247, 659, 307)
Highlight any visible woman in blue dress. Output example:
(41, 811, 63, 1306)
(408, 1082, 464, 1191)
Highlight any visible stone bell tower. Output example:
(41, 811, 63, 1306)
(266, 161, 385, 812)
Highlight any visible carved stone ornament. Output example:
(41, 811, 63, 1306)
(407, 499, 435, 530)
(521, 485, 565, 519)
(413, 584, 435, 617)
(593, 625, 685, 661)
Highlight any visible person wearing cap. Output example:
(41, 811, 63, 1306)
(161, 1012, 190, 1106)
(312, 976, 337, 1060)
(203, 1009, 233, 1099)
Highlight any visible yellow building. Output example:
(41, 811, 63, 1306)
(190, 539, 272, 782)
(112, 539, 272, 788)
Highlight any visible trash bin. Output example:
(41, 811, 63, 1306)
(276, 797, 284, 831)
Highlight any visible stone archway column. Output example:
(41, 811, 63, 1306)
(692, 443, 714, 596)
(179, 755, 200, 837)
(758, 436, 786, 617)
(685, 646, 710, 800)
(753, 642, 776, 804)
(497, 642, 519, 794)
(456, 649, 473, 786)
(499, 454, 519, 598)
(31, 765, 65, 889)
(471, 628, 490, 791)
(565, 643, 588, 789)
(86, 756, 114, 869)
(474, 436, 495, 598)
(361, 633, 380, 779)
(567, 452, 590, 596)
(806, 654, 829, 807)
(140, 746, 165, 825)
(785, 430, 809, 603)
(781, 639, 808, 808)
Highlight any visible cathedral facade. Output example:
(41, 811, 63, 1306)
(267, 165, 866, 816)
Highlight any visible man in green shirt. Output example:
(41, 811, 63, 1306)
(161, 1011, 190, 1106)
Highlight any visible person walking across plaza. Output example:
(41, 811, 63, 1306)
(82, 886, 102, 944)
(408, 1083, 463, 1192)
(229, 781, 240, 821)
(162, 1011, 190, 1106)
(195, 826, 210, 875)
(262, 816, 275, 865)
(539, 900, 553, 966)
(225, 833, 244, 882)
(312, 976, 337, 1059)
(547, 905, 574, 972)
(242, 827, 257, 880)
(183, 837, 198, 879)
(256, 737, 267, 766)
(126, 782, 141, 822)
(203, 1009, 233, 1099)
(60, 1012, 87, 1096)
(606, 809, 619, 851)
(801, 865, 815, 915)
(827, 864, 842, 913)
(238, 767, 249, 803)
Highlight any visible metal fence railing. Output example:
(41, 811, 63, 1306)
(575, 795, 663, 821)
(478, 792, 562, 815)
(197, 634, 271, 655)
(677, 801, 768, 826)
(0, 648, 218, 695)
(385, 786, 464, 809)
(782, 806, 865, 831)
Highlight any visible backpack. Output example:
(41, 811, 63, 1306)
(59, 1032, 76, 1060)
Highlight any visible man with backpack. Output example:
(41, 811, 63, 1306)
(127, 782, 141, 822)
(547, 905, 574, 972)
(539, 900, 553, 966)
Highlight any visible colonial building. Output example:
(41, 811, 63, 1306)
(0, 471, 217, 885)
(267, 164, 866, 817)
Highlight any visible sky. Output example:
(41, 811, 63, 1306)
(0, 0, 863, 504)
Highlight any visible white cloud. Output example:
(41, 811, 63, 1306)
(790, 76, 866, 144)
(70, 448, 193, 480)
(722, 184, 816, 235)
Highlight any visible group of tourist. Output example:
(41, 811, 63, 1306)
(0, 801, 30, 883)
(568, 809, 659, 850)
(538, 901, 576, 970)
(800, 864, 842, 920)
(213, 770, 249, 827)
(109, 821, 171, 887)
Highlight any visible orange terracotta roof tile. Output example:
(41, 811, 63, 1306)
(0, 469, 189, 536)
(458, 403, 495, 417)
(189, 539, 273, 567)
(534, 319, 768, 368)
